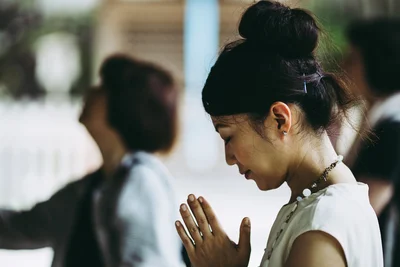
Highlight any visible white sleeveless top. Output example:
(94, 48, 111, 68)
(260, 183, 383, 267)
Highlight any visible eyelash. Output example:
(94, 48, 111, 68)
(224, 137, 231, 146)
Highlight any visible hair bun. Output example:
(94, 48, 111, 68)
(238, 1, 319, 58)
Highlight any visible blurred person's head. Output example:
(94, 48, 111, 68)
(98, 54, 178, 154)
(202, 1, 355, 191)
(346, 18, 400, 101)
(79, 88, 109, 137)
(79, 87, 127, 171)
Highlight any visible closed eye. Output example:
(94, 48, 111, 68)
(224, 137, 231, 146)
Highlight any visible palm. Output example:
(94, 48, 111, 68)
(175, 195, 251, 267)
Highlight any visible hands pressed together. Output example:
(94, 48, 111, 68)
(175, 194, 251, 267)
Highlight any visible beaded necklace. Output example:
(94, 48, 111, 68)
(263, 155, 344, 265)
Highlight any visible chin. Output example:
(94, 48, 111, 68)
(254, 179, 281, 191)
(254, 181, 273, 191)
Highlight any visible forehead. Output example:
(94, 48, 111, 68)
(211, 114, 249, 131)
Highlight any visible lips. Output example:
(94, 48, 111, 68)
(239, 168, 251, 179)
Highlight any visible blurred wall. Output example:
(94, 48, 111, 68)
(94, 0, 184, 86)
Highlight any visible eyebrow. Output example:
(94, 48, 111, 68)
(214, 123, 229, 133)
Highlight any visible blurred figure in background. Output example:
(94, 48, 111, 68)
(345, 19, 400, 267)
(0, 54, 184, 267)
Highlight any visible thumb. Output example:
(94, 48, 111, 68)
(238, 217, 251, 254)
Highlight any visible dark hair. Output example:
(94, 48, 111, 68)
(100, 54, 178, 153)
(347, 18, 400, 96)
(202, 1, 354, 134)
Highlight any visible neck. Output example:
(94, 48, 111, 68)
(92, 131, 128, 177)
(286, 132, 355, 203)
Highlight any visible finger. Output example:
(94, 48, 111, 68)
(175, 220, 195, 254)
(180, 203, 203, 245)
(187, 194, 213, 239)
(198, 196, 223, 235)
(238, 217, 251, 257)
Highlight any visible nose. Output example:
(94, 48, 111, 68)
(224, 145, 237, 166)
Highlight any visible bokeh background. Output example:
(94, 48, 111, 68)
(0, 0, 399, 266)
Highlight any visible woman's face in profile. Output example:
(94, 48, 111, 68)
(79, 89, 107, 133)
(212, 114, 289, 191)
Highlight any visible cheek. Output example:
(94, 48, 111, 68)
(233, 145, 250, 163)
(242, 143, 287, 187)
(229, 129, 288, 188)
(230, 138, 257, 166)
(255, 160, 287, 190)
(255, 152, 283, 177)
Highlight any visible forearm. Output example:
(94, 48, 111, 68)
(0, 209, 52, 249)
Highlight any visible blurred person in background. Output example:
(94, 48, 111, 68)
(0, 54, 185, 267)
(174, 1, 383, 267)
(344, 18, 400, 267)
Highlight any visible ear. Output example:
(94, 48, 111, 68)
(266, 102, 292, 134)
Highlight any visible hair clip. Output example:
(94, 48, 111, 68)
(303, 73, 307, 94)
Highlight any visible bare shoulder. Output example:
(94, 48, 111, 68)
(285, 231, 347, 267)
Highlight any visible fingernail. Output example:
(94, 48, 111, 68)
(198, 197, 203, 203)
(188, 194, 195, 202)
(175, 221, 180, 227)
(181, 204, 187, 211)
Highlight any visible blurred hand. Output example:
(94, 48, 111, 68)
(175, 195, 251, 267)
